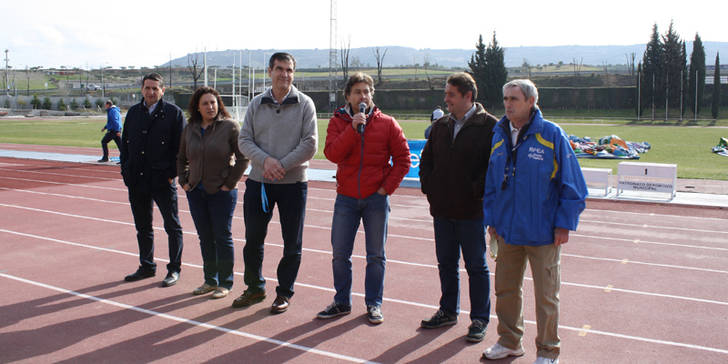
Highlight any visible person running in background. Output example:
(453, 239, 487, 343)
(99, 100, 121, 163)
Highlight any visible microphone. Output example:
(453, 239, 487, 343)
(357, 102, 367, 134)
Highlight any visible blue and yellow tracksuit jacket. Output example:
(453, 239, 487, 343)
(483, 108, 587, 246)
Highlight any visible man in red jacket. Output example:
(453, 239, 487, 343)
(317, 72, 411, 324)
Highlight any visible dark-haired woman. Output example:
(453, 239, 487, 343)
(178, 87, 248, 299)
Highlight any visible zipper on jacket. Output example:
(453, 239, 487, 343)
(357, 130, 365, 199)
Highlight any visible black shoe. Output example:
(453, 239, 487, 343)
(316, 302, 352, 319)
(271, 296, 290, 314)
(466, 319, 487, 342)
(124, 267, 155, 282)
(231, 289, 266, 308)
(420, 309, 457, 329)
(97, 158, 109, 163)
(161, 272, 179, 287)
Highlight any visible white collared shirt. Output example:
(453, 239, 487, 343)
(509, 122, 520, 147)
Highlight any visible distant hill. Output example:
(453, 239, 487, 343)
(166, 43, 728, 69)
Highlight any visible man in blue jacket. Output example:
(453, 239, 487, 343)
(482, 79, 587, 364)
(98, 100, 122, 163)
(120, 73, 186, 287)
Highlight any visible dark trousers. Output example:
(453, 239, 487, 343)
(433, 217, 491, 322)
(186, 186, 237, 289)
(243, 179, 307, 298)
(101, 131, 121, 159)
(128, 181, 184, 273)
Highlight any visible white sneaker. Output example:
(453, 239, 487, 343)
(533, 357, 559, 364)
(482, 342, 525, 360)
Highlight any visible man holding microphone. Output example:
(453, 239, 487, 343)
(317, 72, 410, 324)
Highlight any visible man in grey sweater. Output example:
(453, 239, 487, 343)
(235, 52, 318, 314)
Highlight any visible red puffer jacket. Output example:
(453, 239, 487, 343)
(324, 105, 411, 198)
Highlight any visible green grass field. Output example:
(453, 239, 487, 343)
(1, 116, 726, 180)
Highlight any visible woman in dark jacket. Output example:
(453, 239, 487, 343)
(177, 87, 249, 299)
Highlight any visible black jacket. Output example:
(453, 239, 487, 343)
(419, 103, 497, 219)
(120, 99, 186, 190)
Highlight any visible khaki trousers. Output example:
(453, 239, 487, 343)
(494, 239, 561, 359)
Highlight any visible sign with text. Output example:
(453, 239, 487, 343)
(617, 162, 677, 199)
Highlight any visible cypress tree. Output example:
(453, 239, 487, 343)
(688, 33, 706, 116)
(468, 35, 488, 106)
(641, 24, 664, 118)
(662, 21, 683, 111)
(484, 31, 508, 109)
(712, 53, 720, 119)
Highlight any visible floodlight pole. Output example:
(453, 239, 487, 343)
(328, 0, 338, 114)
(4, 49, 9, 96)
(651, 73, 655, 121)
(637, 68, 641, 120)
(679, 69, 683, 121)
(665, 72, 668, 122)
(203, 48, 208, 87)
(694, 69, 698, 121)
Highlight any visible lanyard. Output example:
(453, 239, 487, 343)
(261, 183, 270, 213)
(502, 142, 520, 190)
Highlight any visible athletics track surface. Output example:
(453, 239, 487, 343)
(1, 144, 727, 363)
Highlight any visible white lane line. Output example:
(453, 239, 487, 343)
(0, 272, 377, 364)
(2, 173, 726, 228)
(557, 324, 728, 355)
(2, 164, 726, 218)
(3, 186, 724, 244)
(4, 225, 728, 308)
(0, 187, 431, 226)
(579, 219, 728, 236)
(563, 280, 728, 306)
(0, 175, 125, 192)
(0, 167, 118, 181)
(3, 229, 728, 356)
(4, 186, 726, 254)
(582, 208, 728, 223)
(2, 201, 726, 278)
(564, 253, 728, 275)
(571, 233, 728, 252)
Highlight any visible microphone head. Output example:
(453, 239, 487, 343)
(359, 102, 367, 113)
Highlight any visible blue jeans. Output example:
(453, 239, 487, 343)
(331, 193, 390, 307)
(433, 217, 491, 322)
(243, 179, 307, 298)
(127, 181, 183, 273)
(186, 186, 237, 289)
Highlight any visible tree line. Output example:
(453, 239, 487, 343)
(466, 23, 723, 119)
(640, 21, 721, 119)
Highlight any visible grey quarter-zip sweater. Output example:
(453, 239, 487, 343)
(238, 85, 318, 184)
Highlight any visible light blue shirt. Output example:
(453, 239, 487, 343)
(144, 100, 158, 115)
(450, 104, 477, 140)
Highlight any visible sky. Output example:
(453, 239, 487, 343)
(1, 0, 725, 69)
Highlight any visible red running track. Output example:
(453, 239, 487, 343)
(1, 156, 727, 363)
